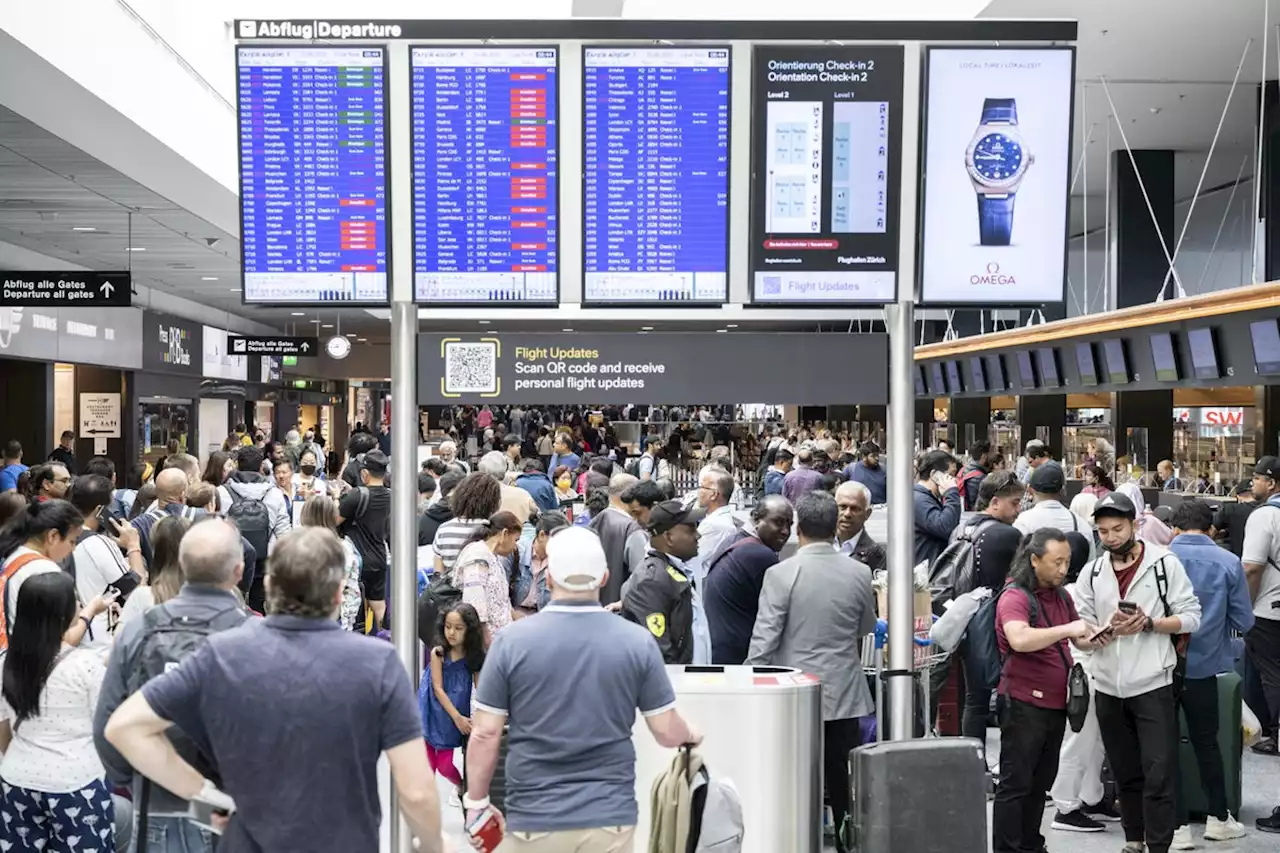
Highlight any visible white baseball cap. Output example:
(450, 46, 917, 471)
(546, 526, 608, 593)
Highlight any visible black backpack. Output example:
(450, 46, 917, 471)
(928, 516, 996, 615)
(128, 602, 244, 852)
(226, 488, 272, 566)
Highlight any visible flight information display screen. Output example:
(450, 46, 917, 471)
(412, 46, 558, 304)
(583, 46, 730, 304)
(749, 45, 903, 304)
(237, 46, 388, 304)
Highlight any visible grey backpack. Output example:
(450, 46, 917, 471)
(650, 746, 744, 853)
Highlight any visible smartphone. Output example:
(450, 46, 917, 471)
(1089, 625, 1115, 643)
(105, 573, 140, 602)
(466, 810, 504, 853)
(930, 470, 947, 486)
(1117, 601, 1138, 614)
(188, 800, 231, 836)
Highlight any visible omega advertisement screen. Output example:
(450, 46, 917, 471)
(749, 45, 903, 304)
(919, 47, 1075, 306)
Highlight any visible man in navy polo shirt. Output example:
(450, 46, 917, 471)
(104, 527, 448, 853)
(464, 526, 701, 851)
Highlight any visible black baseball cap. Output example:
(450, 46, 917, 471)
(1093, 492, 1136, 521)
(647, 500, 705, 535)
(1029, 462, 1065, 494)
(1255, 456, 1280, 480)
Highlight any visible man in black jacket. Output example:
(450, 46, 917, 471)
(419, 470, 464, 547)
(1214, 482, 1256, 558)
(621, 501, 704, 664)
(705, 495, 793, 664)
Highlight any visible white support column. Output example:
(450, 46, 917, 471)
(886, 40, 922, 743)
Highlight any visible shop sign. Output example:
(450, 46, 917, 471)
(0, 306, 141, 369)
(142, 311, 202, 375)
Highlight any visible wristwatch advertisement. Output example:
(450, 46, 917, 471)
(919, 47, 1075, 306)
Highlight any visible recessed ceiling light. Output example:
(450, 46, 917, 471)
(716, 329, 729, 333)
(125, 247, 146, 252)
(321, 324, 334, 329)
(638, 331, 649, 335)
(641, 326, 654, 331)
(562, 328, 574, 332)
(345, 333, 357, 338)
(228, 288, 241, 293)
(291, 312, 305, 316)
(357, 337, 368, 342)
(478, 320, 491, 325)
(726, 324, 738, 328)
(201, 276, 218, 281)
(72, 226, 96, 232)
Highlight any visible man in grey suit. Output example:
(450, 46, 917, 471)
(746, 491, 877, 852)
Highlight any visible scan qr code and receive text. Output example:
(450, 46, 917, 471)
(445, 342, 498, 394)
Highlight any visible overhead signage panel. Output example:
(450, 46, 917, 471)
(582, 47, 731, 305)
(918, 47, 1075, 306)
(418, 333, 887, 405)
(749, 46, 903, 305)
(237, 46, 390, 305)
(228, 336, 319, 356)
(1, 272, 131, 307)
(412, 46, 559, 305)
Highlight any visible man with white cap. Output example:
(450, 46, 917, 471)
(463, 526, 701, 851)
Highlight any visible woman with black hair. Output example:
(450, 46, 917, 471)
(455, 511, 522, 645)
(0, 572, 114, 851)
(0, 500, 111, 649)
(993, 529, 1112, 853)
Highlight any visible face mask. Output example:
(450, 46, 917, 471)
(557, 478, 571, 489)
(300, 464, 317, 476)
(1103, 535, 1138, 557)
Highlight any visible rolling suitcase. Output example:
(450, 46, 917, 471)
(1178, 671, 1243, 819)
(845, 739, 987, 853)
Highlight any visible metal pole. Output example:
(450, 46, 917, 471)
(386, 40, 418, 853)
(887, 41, 922, 743)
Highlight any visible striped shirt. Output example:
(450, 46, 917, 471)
(434, 518, 488, 575)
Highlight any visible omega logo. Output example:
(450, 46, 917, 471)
(971, 261, 1016, 286)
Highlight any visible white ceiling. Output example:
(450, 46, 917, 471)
(980, 0, 1280, 233)
(3, 1, 1276, 334)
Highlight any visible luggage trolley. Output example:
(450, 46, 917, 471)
(862, 618, 949, 742)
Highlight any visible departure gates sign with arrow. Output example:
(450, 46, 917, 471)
(228, 336, 319, 356)
(0, 272, 132, 307)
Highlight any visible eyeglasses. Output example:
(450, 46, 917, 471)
(53, 477, 72, 484)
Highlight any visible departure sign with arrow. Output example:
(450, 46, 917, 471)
(0, 271, 132, 307)
(228, 336, 320, 356)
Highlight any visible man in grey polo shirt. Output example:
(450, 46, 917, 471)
(464, 526, 701, 852)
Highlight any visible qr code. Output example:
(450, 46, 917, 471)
(445, 341, 498, 394)
(763, 276, 782, 295)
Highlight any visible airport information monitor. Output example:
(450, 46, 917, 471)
(412, 46, 559, 304)
(237, 46, 389, 304)
(583, 46, 731, 304)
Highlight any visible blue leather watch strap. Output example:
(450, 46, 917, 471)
(980, 98, 1018, 125)
(978, 194, 1016, 246)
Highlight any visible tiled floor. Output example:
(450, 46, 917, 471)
(429, 735, 1279, 853)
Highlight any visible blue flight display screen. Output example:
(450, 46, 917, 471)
(237, 47, 388, 303)
(412, 47, 558, 304)
(583, 47, 730, 303)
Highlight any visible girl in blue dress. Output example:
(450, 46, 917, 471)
(419, 602, 485, 796)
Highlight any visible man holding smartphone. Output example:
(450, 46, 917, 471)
(913, 450, 963, 567)
(1075, 493, 1202, 853)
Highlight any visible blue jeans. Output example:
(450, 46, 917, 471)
(144, 816, 214, 853)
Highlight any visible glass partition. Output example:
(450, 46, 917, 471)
(989, 422, 1021, 470)
(1062, 414, 1114, 478)
(1171, 407, 1257, 492)
(1123, 427, 1150, 485)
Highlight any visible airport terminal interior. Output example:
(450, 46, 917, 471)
(2, 1, 1280, 852)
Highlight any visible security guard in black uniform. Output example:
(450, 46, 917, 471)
(621, 501, 703, 664)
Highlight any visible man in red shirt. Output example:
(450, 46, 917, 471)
(994, 528, 1113, 853)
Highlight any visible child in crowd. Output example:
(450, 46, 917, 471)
(420, 602, 485, 802)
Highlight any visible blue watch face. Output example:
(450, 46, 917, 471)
(973, 133, 1023, 181)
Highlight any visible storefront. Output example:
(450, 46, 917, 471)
(199, 325, 250, 462)
(134, 311, 203, 467)
(0, 305, 142, 473)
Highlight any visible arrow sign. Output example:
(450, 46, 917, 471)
(1, 271, 131, 307)
(226, 336, 320, 357)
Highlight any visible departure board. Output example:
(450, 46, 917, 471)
(237, 46, 388, 304)
(583, 47, 730, 304)
(412, 47, 559, 304)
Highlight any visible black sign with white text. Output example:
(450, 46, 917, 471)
(228, 336, 319, 356)
(142, 311, 202, 376)
(1, 272, 132, 307)
(749, 46, 903, 304)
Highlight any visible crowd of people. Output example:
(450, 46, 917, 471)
(3, 407, 1277, 853)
